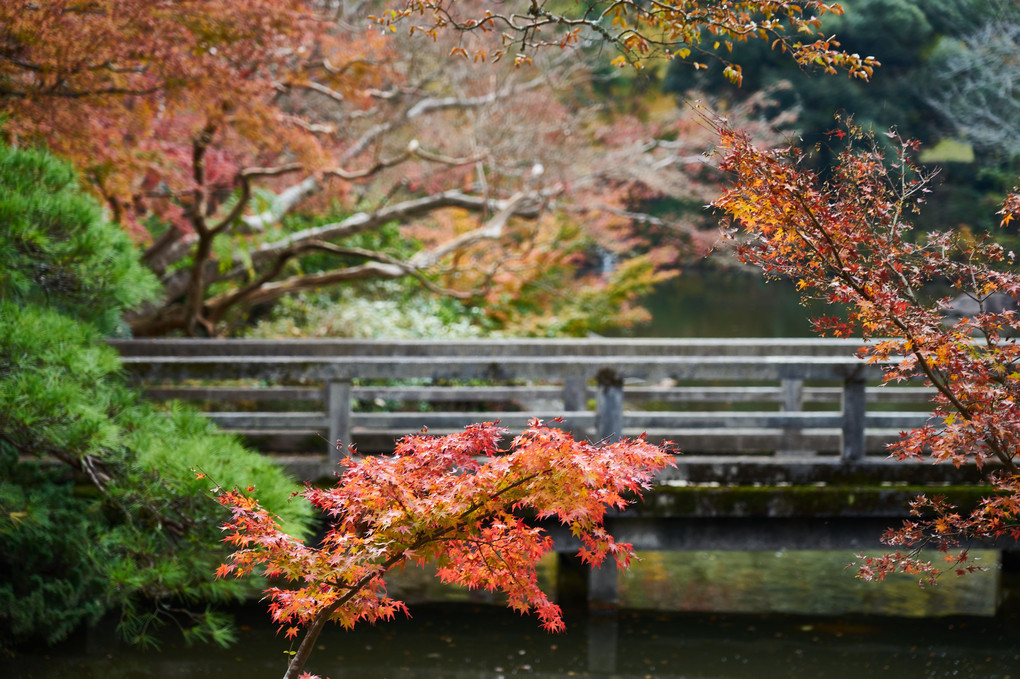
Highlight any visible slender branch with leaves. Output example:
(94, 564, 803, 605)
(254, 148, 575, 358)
(712, 118, 1020, 582)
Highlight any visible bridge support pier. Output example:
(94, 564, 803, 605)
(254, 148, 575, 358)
(588, 559, 619, 611)
(556, 553, 619, 612)
(1003, 548, 1020, 574)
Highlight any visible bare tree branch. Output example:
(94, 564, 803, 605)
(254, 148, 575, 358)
(241, 176, 322, 232)
(247, 189, 542, 264)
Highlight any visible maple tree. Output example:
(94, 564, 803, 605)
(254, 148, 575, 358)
(0, 0, 319, 219)
(712, 117, 1020, 582)
(213, 421, 673, 679)
(2, 1, 850, 337)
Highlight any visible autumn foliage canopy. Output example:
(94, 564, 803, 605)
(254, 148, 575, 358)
(213, 421, 673, 679)
(0, 0, 881, 338)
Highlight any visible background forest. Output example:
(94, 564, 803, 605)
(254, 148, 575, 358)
(2, 0, 1019, 651)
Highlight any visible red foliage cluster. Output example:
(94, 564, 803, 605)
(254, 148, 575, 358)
(214, 421, 673, 678)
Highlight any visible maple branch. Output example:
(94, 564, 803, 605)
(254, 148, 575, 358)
(281, 549, 407, 679)
(458, 469, 552, 522)
(341, 72, 547, 162)
(725, 131, 1019, 476)
(778, 180, 968, 427)
(282, 79, 347, 105)
(282, 515, 488, 679)
(434, 533, 539, 599)
(188, 124, 218, 236)
(127, 188, 544, 335)
(215, 424, 671, 678)
(327, 149, 415, 180)
(210, 177, 252, 238)
(380, 478, 418, 526)
(792, 190, 988, 445)
(203, 246, 462, 320)
(407, 191, 529, 268)
(320, 56, 379, 76)
(791, 193, 852, 278)
(236, 145, 483, 233)
(248, 189, 541, 265)
(208, 163, 305, 238)
(383, 0, 878, 80)
(141, 224, 187, 272)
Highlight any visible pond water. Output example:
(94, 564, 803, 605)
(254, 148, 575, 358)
(7, 599, 1018, 679)
(622, 266, 819, 338)
(6, 551, 1017, 679)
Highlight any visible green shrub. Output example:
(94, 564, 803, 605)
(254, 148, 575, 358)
(0, 145, 313, 648)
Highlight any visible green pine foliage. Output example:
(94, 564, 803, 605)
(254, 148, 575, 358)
(0, 144, 158, 334)
(0, 145, 313, 649)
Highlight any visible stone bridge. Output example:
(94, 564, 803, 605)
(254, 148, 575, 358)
(110, 338, 1014, 607)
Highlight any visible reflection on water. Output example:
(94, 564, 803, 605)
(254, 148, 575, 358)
(5, 551, 1017, 679)
(6, 601, 1018, 679)
(620, 551, 1002, 617)
(383, 551, 1002, 619)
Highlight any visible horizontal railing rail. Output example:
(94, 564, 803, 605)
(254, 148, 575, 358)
(110, 337, 869, 358)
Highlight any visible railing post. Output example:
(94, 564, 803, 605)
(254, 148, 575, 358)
(562, 373, 589, 439)
(778, 378, 807, 456)
(841, 377, 867, 463)
(562, 374, 588, 412)
(326, 379, 353, 465)
(596, 369, 624, 444)
(781, 378, 804, 412)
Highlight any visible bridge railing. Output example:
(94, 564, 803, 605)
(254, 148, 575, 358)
(110, 338, 947, 476)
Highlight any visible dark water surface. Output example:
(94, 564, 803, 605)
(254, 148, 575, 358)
(6, 550, 1018, 679)
(6, 600, 1018, 679)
